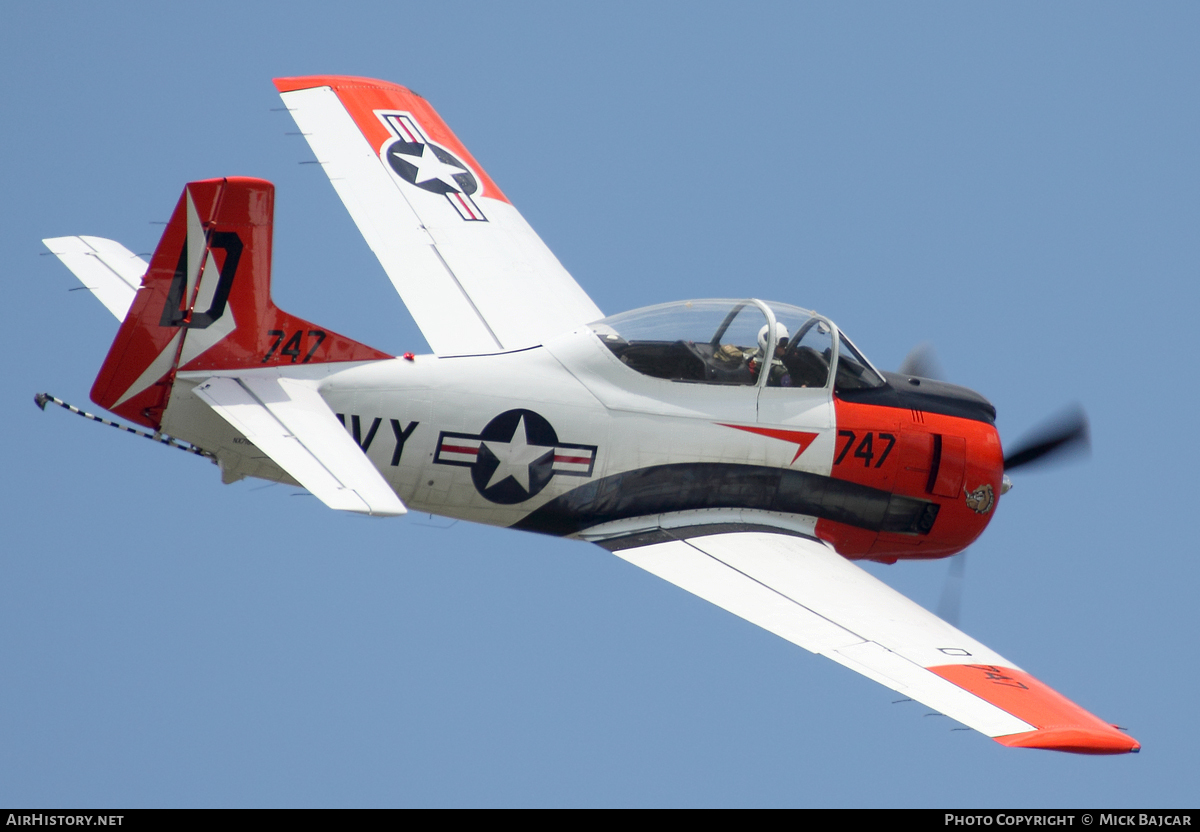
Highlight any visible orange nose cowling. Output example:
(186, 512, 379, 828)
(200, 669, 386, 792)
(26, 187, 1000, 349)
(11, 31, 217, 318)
(868, 414, 1004, 561)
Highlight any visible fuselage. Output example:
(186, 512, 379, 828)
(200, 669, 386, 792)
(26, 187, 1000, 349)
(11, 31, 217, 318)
(166, 300, 1004, 563)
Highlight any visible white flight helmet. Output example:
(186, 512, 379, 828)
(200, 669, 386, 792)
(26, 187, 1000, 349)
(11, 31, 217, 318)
(757, 322, 789, 352)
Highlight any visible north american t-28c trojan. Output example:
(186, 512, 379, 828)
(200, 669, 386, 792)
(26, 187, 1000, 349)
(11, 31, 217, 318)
(41, 75, 1138, 754)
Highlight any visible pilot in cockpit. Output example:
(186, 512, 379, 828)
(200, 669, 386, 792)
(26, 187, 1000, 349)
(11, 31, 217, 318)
(749, 323, 791, 387)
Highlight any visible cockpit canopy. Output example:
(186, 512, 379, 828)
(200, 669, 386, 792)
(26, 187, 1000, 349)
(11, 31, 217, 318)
(590, 299, 885, 392)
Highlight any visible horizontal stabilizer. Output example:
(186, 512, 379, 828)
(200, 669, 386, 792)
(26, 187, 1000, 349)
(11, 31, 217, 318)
(614, 531, 1138, 754)
(43, 236, 147, 320)
(193, 375, 406, 517)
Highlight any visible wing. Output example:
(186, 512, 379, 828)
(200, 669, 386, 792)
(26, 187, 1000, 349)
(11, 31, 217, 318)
(193, 376, 406, 517)
(43, 236, 148, 321)
(608, 531, 1139, 754)
(274, 75, 602, 357)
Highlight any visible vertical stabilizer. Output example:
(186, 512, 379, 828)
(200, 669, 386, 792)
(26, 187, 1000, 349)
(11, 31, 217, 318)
(91, 177, 391, 428)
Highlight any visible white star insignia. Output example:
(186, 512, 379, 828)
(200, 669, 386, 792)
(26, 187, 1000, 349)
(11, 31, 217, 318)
(482, 415, 553, 492)
(391, 142, 468, 192)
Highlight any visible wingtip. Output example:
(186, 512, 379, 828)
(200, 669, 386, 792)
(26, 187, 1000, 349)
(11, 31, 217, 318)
(994, 728, 1141, 755)
(931, 664, 1141, 755)
(273, 75, 414, 95)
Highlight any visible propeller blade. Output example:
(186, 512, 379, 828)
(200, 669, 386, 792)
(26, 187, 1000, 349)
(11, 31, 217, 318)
(936, 552, 967, 627)
(1003, 404, 1090, 472)
(897, 342, 944, 381)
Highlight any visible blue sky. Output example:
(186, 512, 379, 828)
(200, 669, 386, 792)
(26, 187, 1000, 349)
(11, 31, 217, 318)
(3, 1, 1197, 808)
